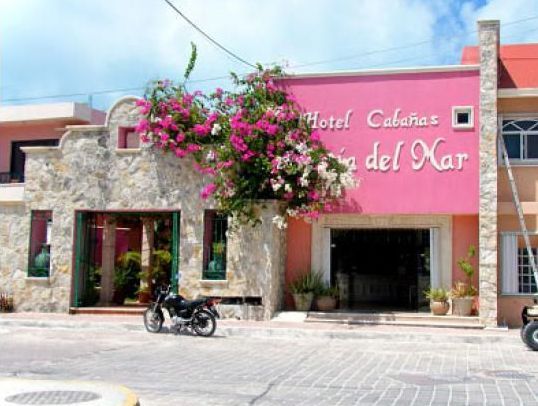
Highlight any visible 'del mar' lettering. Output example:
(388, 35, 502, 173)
(365, 138, 469, 172)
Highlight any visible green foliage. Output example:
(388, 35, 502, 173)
(318, 285, 339, 298)
(424, 287, 449, 302)
(137, 249, 172, 293)
(457, 245, 476, 280)
(289, 271, 325, 294)
(454, 245, 477, 297)
(115, 252, 141, 297)
(213, 242, 226, 256)
(451, 281, 477, 298)
(184, 42, 198, 80)
(138, 59, 357, 229)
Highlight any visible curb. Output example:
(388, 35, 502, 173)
(0, 317, 520, 345)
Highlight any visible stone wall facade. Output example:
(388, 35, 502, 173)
(0, 97, 286, 320)
(478, 20, 500, 327)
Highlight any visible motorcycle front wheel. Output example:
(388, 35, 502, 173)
(192, 309, 216, 337)
(143, 307, 164, 333)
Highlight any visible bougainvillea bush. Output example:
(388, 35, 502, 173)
(135, 64, 356, 228)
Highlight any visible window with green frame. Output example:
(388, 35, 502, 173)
(202, 210, 228, 280)
(28, 210, 52, 278)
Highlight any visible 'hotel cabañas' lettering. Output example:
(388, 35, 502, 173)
(304, 109, 353, 130)
(367, 108, 439, 129)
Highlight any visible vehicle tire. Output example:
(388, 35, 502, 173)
(522, 321, 538, 350)
(192, 309, 216, 337)
(144, 307, 163, 333)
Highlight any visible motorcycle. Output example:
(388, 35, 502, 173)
(143, 285, 220, 337)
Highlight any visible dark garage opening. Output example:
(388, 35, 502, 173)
(331, 228, 430, 311)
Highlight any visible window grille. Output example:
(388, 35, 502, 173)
(202, 211, 228, 280)
(28, 210, 52, 278)
(502, 119, 538, 161)
(518, 248, 538, 294)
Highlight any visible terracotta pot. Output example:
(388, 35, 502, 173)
(316, 296, 337, 312)
(292, 293, 314, 311)
(452, 297, 474, 316)
(138, 291, 151, 304)
(430, 300, 449, 316)
(112, 289, 127, 305)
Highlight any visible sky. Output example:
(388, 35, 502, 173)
(1, 0, 538, 111)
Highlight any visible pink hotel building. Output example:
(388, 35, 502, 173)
(1, 20, 538, 327)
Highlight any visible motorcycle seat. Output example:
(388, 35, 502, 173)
(184, 298, 207, 308)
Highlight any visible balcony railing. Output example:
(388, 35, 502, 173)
(0, 172, 24, 184)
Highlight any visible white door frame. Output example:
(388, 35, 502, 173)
(311, 214, 452, 289)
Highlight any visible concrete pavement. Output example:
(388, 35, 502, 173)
(0, 322, 536, 405)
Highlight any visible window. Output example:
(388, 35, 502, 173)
(451, 106, 474, 129)
(501, 119, 538, 162)
(202, 211, 228, 280)
(501, 234, 538, 294)
(28, 210, 52, 278)
(518, 249, 538, 294)
(2, 139, 59, 184)
(118, 127, 139, 149)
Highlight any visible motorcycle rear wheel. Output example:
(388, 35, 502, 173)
(192, 309, 216, 337)
(144, 307, 163, 333)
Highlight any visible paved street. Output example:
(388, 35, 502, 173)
(0, 325, 537, 405)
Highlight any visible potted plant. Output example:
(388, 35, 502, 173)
(316, 285, 339, 312)
(289, 271, 324, 311)
(137, 249, 172, 303)
(451, 245, 478, 316)
(424, 287, 450, 315)
(112, 266, 130, 305)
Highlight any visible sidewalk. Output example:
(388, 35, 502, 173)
(0, 311, 519, 344)
(0, 378, 138, 406)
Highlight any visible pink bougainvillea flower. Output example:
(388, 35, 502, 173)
(200, 183, 217, 199)
(283, 192, 294, 201)
(135, 66, 357, 227)
(230, 135, 248, 153)
(193, 124, 210, 137)
(241, 151, 256, 161)
(310, 130, 321, 143)
(308, 190, 320, 201)
(135, 119, 149, 133)
(174, 148, 187, 158)
(160, 133, 170, 142)
(140, 134, 150, 144)
(186, 144, 202, 153)
(175, 133, 185, 143)
(304, 210, 320, 219)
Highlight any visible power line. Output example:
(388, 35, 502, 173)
(1, 75, 233, 103)
(4, 14, 538, 104)
(162, 0, 256, 69)
(288, 14, 538, 71)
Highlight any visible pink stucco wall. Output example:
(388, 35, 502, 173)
(281, 69, 480, 214)
(452, 215, 479, 286)
(285, 218, 312, 309)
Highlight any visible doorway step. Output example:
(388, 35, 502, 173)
(306, 311, 483, 329)
(69, 304, 146, 316)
